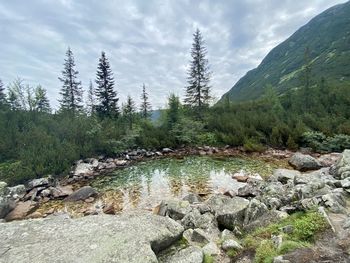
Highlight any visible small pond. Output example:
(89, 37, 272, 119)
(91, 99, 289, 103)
(89, 155, 281, 213)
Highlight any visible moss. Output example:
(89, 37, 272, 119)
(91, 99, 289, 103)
(226, 248, 238, 258)
(203, 254, 214, 263)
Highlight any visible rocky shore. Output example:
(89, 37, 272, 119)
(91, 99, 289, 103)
(1, 148, 350, 262)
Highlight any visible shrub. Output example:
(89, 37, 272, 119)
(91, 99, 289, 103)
(254, 240, 278, 263)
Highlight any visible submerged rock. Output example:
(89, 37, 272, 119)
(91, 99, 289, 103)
(0, 213, 184, 263)
(289, 153, 322, 172)
(64, 186, 98, 202)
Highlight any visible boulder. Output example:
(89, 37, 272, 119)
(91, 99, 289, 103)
(7, 184, 26, 199)
(221, 239, 242, 251)
(27, 177, 51, 190)
(318, 153, 341, 167)
(5, 201, 38, 221)
(0, 196, 15, 219)
(158, 199, 192, 220)
(50, 185, 74, 199)
(72, 162, 94, 177)
(182, 193, 202, 204)
(163, 246, 203, 263)
(288, 153, 322, 171)
(162, 148, 174, 153)
(271, 169, 301, 184)
(64, 186, 98, 202)
(202, 242, 220, 256)
(237, 184, 261, 197)
(243, 199, 268, 226)
(0, 181, 8, 196)
(0, 213, 184, 263)
(334, 150, 350, 179)
(191, 228, 210, 244)
(206, 195, 249, 230)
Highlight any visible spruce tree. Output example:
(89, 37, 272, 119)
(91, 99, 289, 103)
(95, 51, 119, 117)
(58, 47, 83, 113)
(167, 93, 181, 129)
(140, 83, 151, 119)
(0, 79, 7, 107)
(87, 80, 95, 115)
(35, 85, 51, 113)
(123, 95, 136, 128)
(184, 28, 211, 110)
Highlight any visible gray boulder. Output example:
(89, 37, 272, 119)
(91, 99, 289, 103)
(64, 186, 98, 202)
(163, 246, 203, 263)
(243, 198, 268, 226)
(335, 150, 350, 179)
(206, 195, 249, 230)
(7, 185, 26, 199)
(0, 213, 184, 263)
(182, 193, 202, 204)
(0, 196, 15, 219)
(289, 153, 322, 171)
(221, 239, 242, 251)
(0, 181, 8, 196)
(202, 242, 220, 256)
(271, 169, 301, 184)
(27, 177, 51, 189)
(181, 209, 216, 230)
(158, 199, 192, 220)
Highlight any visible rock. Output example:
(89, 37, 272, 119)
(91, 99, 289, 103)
(191, 228, 210, 244)
(280, 225, 294, 234)
(221, 239, 242, 251)
(237, 184, 261, 197)
(7, 184, 26, 199)
(27, 177, 51, 189)
(72, 162, 94, 177)
(206, 195, 249, 230)
(318, 153, 341, 167)
(273, 256, 291, 263)
(223, 190, 235, 198)
(289, 152, 322, 171)
(103, 203, 115, 215)
(5, 201, 38, 221)
(85, 197, 95, 203)
(0, 181, 8, 196)
(155, 151, 163, 156)
(27, 211, 42, 219)
(321, 190, 346, 213)
(162, 148, 174, 153)
(40, 189, 51, 197)
(198, 150, 207, 156)
(0, 213, 184, 263)
(221, 229, 236, 240)
(243, 199, 268, 226)
(158, 199, 192, 220)
(335, 150, 350, 179)
(271, 234, 283, 249)
(64, 186, 98, 202)
(50, 185, 74, 199)
(232, 175, 249, 182)
(182, 229, 194, 243)
(115, 159, 127, 166)
(182, 193, 202, 204)
(164, 246, 203, 263)
(0, 196, 15, 219)
(202, 242, 220, 256)
(271, 169, 301, 184)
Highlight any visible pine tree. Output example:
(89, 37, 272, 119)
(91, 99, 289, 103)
(95, 51, 119, 117)
(87, 80, 95, 115)
(58, 47, 83, 113)
(35, 85, 51, 113)
(140, 83, 151, 119)
(0, 79, 7, 107)
(166, 93, 181, 128)
(123, 95, 136, 128)
(184, 28, 211, 110)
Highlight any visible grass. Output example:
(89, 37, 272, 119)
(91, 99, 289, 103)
(238, 210, 328, 263)
(203, 254, 214, 263)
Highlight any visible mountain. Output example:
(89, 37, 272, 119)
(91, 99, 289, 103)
(220, 1, 350, 103)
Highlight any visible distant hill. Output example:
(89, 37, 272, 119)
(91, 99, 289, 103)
(220, 1, 350, 103)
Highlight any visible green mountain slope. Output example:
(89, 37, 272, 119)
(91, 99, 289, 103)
(220, 1, 350, 103)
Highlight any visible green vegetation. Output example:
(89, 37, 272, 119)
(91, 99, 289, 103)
(220, 1, 350, 102)
(240, 211, 328, 263)
(203, 254, 214, 263)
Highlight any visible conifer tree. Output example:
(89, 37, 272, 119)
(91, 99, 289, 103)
(95, 51, 119, 117)
(58, 47, 83, 113)
(123, 95, 136, 128)
(166, 93, 181, 129)
(34, 85, 51, 113)
(0, 79, 7, 107)
(184, 29, 211, 110)
(87, 80, 95, 115)
(140, 83, 151, 119)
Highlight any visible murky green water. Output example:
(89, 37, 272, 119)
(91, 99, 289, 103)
(91, 156, 279, 212)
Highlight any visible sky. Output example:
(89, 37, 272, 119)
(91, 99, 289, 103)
(0, 0, 346, 109)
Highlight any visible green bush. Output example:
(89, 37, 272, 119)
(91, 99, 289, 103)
(254, 240, 278, 263)
(243, 138, 266, 153)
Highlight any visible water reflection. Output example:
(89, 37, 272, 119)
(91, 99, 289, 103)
(92, 156, 276, 212)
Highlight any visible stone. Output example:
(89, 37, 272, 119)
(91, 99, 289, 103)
(27, 177, 51, 189)
(40, 189, 51, 197)
(158, 199, 192, 220)
(271, 169, 301, 184)
(280, 225, 294, 234)
(318, 153, 341, 167)
(273, 256, 291, 263)
(221, 239, 242, 251)
(232, 175, 249, 182)
(237, 184, 261, 197)
(182, 193, 202, 204)
(271, 234, 283, 249)
(26, 211, 42, 219)
(223, 190, 235, 198)
(64, 186, 98, 202)
(72, 162, 94, 177)
(182, 229, 194, 243)
(7, 184, 26, 199)
(103, 203, 115, 215)
(115, 159, 127, 166)
(202, 242, 220, 256)
(0, 196, 16, 219)
(321, 190, 346, 213)
(206, 195, 249, 230)
(164, 246, 203, 263)
(162, 148, 174, 153)
(243, 198, 268, 226)
(5, 201, 38, 221)
(50, 185, 74, 199)
(0, 213, 184, 263)
(289, 152, 322, 171)
(221, 229, 235, 240)
(191, 228, 210, 244)
(335, 150, 350, 179)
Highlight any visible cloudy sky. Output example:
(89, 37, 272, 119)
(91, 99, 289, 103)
(0, 0, 346, 109)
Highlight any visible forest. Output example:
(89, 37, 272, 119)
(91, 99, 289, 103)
(1, 29, 350, 185)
